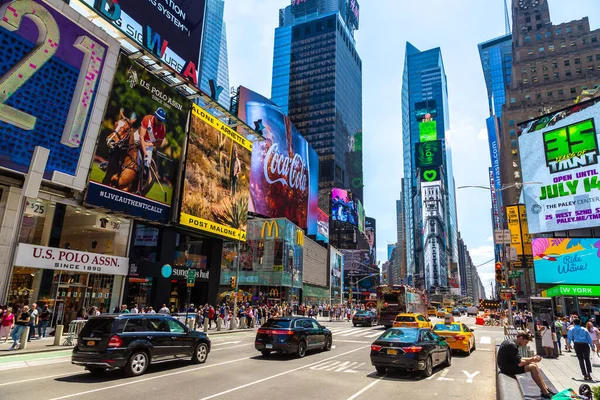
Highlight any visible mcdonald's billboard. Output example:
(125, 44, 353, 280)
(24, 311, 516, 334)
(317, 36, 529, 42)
(269, 288, 280, 298)
(261, 220, 281, 239)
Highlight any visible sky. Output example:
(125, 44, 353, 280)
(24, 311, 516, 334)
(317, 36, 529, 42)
(223, 0, 600, 298)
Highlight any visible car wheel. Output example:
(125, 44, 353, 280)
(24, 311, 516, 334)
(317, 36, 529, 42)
(87, 367, 106, 376)
(124, 351, 149, 377)
(442, 349, 452, 367)
(192, 342, 209, 364)
(261, 350, 271, 357)
(472, 339, 476, 351)
(375, 365, 386, 375)
(422, 356, 433, 377)
(296, 340, 307, 358)
(353, 323, 357, 327)
(323, 336, 332, 351)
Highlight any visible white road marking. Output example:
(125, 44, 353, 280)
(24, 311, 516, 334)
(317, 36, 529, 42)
(48, 356, 253, 400)
(211, 341, 242, 347)
(462, 370, 481, 383)
(437, 368, 453, 381)
(479, 336, 492, 344)
(344, 363, 365, 373)
(198, 345, 370, 400)
(426, 370, 440, 380)
(334, 340, 371, 344)
(0, 372, 75, 387)
(0, 356, 71, 371)
(345, 373, 387, 400)
(337, 329, 363, 336)
(212, 344, 250, 352)
(365, 332, 383, 338)
(477, 348, 492, 351)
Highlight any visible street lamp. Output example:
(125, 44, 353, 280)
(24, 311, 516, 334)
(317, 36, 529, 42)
(457, 181, 542, 327)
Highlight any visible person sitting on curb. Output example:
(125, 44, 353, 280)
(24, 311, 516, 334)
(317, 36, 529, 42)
(497, 331, 556, 399)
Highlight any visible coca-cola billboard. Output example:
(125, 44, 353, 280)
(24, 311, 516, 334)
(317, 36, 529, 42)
(237, 87, 319, 232)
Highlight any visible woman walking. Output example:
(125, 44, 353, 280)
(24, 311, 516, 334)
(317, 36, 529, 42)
(540, 321, 555, 358)
(587, 320, 600, 355)
(0, 307, 14, 343)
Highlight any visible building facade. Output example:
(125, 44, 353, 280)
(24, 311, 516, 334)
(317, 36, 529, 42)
(271, 0, 363, 202)
(401, 43, 460, 293)
(198, 0, 230, 109)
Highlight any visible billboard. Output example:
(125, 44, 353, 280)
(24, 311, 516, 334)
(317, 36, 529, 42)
(415, 100, 437, 122)
(236, 87, 319, 232)
(519, 98, 600, 234)
(357, 200, 365, 233)
(487, 116, 502, 191)
(0, 0, 111, 183)
(316, 208, 329, 243)
(179, 104, 252, 241)
(421, 165, 442, 183)
(416, 140, 443, 168)
(533, 238, 600, 285)
(506, 205, 533, 268)
(86, 56, 190, 222)
(81, 0, 206, 88)
(365, 217, 376, 266)
(332, 188, 358, 226)
(419, 121, 437, 142)
(330, 247, 343, 304)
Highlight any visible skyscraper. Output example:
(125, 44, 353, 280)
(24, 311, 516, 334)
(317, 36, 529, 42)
(401, 43, 459, 293)
(271, 0, 363, 203)
(198, 0, 230, 109)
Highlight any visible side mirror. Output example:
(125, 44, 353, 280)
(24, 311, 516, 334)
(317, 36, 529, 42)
(470, 328, 475, 332)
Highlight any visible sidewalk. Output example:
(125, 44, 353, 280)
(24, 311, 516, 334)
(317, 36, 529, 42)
(538, 349, 599, 392)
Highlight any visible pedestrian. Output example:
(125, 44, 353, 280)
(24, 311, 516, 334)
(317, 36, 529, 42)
(568, 318, 595, 381)
(554, 318, 563, 355)
(159, 304, 170, 314)
(120, 304, 130, 313)
(1, 307, 14, 343)
(27, 303, 38, 341)
(561, 317, 571, 352)
(38, 305, 51, 338)
(540, 321, 554, 358)
(131, 304, 139, 314)
(147, 306, 156, 314)
(586, 321, 600, 356)
(9, 305, 30, 351)
(497, 332, 555, 399)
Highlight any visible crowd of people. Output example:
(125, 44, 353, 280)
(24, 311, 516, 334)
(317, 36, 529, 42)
(0, 303, 52, 350)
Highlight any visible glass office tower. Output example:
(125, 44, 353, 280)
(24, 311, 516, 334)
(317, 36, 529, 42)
(199, 0, 230, 109)
(271, 0, 363, 202)
(401, 42, 459, 293)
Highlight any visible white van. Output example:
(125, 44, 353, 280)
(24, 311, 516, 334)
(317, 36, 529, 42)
(466, 306, 478, 317)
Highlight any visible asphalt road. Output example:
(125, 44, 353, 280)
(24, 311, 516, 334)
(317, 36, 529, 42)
(0, 315, 504, 400)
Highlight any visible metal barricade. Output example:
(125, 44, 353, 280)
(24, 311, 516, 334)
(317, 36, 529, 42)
(62, 320, 87, 346)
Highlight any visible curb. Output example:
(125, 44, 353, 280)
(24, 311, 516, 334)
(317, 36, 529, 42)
(0, 345, 73, 358)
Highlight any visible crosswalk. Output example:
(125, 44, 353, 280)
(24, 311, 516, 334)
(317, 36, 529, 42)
(326, 326, 493, 344)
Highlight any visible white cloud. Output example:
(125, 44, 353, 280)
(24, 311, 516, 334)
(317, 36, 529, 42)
(478, 128, 488, 141)
(487, 235, 493, 242)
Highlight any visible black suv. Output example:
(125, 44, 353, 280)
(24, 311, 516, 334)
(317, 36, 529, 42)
(255, 317, 332, 358)
(72, 314, 211, 376)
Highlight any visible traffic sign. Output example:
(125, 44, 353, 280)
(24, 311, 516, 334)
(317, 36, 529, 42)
(508, 271, 524, 278)
(500, 288, 515, 293)
(187, 269, 196, 287)
(494, 229, 511, 244)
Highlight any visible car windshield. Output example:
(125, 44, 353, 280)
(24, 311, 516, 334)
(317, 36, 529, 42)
(80, 318, 113, 336)
(379, 329, 419, 342)
(395, 315, 416, 322)
(262, 319, 291, 328)
(434, 324, 461, 331)
(355, 311, 368, 316)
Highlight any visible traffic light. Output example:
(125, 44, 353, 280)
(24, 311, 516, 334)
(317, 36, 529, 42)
(230, 276, 236, 288)
(495, 262, 503, 282)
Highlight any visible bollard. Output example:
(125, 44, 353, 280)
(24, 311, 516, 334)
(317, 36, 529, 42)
(239, 317, 246, 329)
(217, 317, 223, 331)
(54, 325, 64, 346)
(229, 317, 235, 330)
(19, 327, 30, 350)
(203, 317, 209, 333)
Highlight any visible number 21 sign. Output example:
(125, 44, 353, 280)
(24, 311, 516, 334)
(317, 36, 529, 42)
(0, 0, 111, 183)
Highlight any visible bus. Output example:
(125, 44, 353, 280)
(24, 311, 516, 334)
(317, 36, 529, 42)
(376, 285, 427, 328)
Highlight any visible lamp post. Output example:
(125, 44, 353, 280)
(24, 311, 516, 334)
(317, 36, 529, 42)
(457, 182, 542, 327)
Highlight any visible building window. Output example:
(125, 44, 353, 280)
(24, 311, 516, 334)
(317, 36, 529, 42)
(532, 76, 538, 82)
(549, 44, 555, 51)
(545, 31, 551, 38)
(566, 70, 572, 76)
(578, 24, 584, 31)
(510, 97, 516, 104)
(531, 66, 537, 73)
(553, 72, 559, 79)
(536, 14, 541, 21)
(525, 36, 531, 43)
(509, 129, 516, 137)
(521, 67, 527, 74)
(564, 60, 570, 66)
(592, 37, 598, 43)
(575, 58, 581, 64)
(538, 47, 544, 53)
(570, 41, 576, 47)
(556, 28, 562, 35)
(558, 89, 564, 95)
(560, 42, 566, 48)
(543, 74, 549, 80)
(570, 87, 577, 94)
(536, 33, 541, 40)
(589, 66, 595, 71)
(566, 26, 572, 33)
(547, 91, 553, 97)
(542, 64, 548, 71)
(552, 61, 558, 68)
(536, 23, 543, 30)
(597, 54, 600, 61)
(576, 68, 582, 74)
(525, 94, 531, 100)
(536, 93, 542, 99)
(525, 16, 531, 23)
(528, 49, 534, 55)
(509, 119, 515, 126)
(511, 139, 517, 148)
(588, 55, 594, 62)
(523, 78, 529, 84)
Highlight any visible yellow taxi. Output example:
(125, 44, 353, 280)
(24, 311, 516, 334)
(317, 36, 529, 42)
(432, 322, 476, 354)
(392, 313, 432, 329)
(436, 309, 447, 318)
(427, 307, 437, 317)
(445, 307, 453, 314)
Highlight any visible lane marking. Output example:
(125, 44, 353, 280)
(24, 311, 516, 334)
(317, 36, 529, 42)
(462, 370, 480, 383)
(211, 341, 241, 347)
(48, 356, 253, 400)
(426, 370, 440, 380)
(365, 332, 383, 338)
(437, 368, 453, 381)
(346, 373, 387, 400)
(212, 344, 250, 352)
(477, 348, 492, 351)
(336, 329, 363, 336)
(480, 336, 491, 344)
(334, 340, 371, 344)
(198, 345, 370, 400)
(0, 372, 75, 387)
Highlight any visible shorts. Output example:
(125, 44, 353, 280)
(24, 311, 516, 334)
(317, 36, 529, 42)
(499, 365, 526, 376)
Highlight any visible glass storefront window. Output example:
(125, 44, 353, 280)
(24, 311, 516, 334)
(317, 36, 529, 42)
(8, 198, 130, 324)
(130, 224, 161, 262)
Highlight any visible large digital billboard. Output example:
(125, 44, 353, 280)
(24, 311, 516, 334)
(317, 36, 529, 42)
(86, 56, 190, 222)
(519, 98, 600, 234)
(316, 208, 329, 243)
(416, 140, 443, 168)
(357, 200, 365, 233)
(0, 0, 112, 183)
(365, 217, 376, 266)
(332, 188, 358, 226)
(236, 87, 319, 233)
(81, 0, 205, 87)
(533, 238, 600, 285)
(179, 104, 252, 241)
(330, 247, 343, 305)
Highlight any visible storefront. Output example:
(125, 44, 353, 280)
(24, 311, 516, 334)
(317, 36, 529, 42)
(6, 197, 130, 325)
(220, 218, 304, 305)
(541, 284, 600, 320)
(124, 222, 223, 311)
(303, 284, 329, 306)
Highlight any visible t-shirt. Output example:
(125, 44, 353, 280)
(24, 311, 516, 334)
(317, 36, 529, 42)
(1, 313, 14, 327)
(16, 312, 30, 326)
(140, 115, 166, 144)
(29, 309, 39, 324)
(497, 339, 522, 372)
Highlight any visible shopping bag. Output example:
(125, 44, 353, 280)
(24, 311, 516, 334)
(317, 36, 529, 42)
(592, 351, 600, 367)
(551, 388, 584, 399)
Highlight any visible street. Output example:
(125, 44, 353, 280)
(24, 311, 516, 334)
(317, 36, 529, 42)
(0, 315, 504, 400)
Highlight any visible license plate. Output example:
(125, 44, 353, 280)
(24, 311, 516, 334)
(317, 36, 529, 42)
(357, 318, 363, 320)
(87, 341, 95, 346)
(387, 349, 398, 355)
(266, 344, 273, 349)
